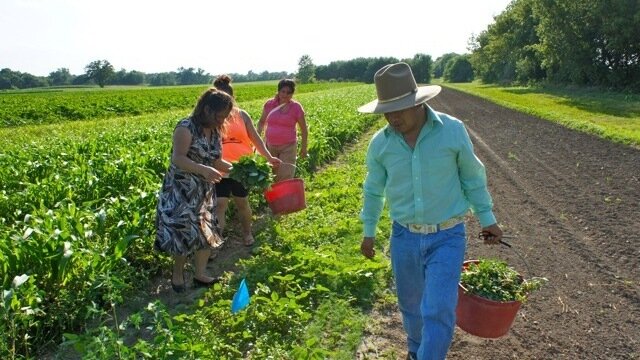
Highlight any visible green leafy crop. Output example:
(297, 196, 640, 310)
(228, 154, 274, 192)
(460, 259, 547, 302)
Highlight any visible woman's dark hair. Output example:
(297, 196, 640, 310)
(277, 78, 296, 93)
(213, 74, 234, 97)
(191, 88, 233, 131)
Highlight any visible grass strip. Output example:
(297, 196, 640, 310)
(438, 81, 640, 147)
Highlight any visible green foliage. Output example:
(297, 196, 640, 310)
(0, 68, 48, 90)
(0, 82, 360, 127)
(111, 69, 146, 86)
(1, 275, 45, 358)
(313, 54, 434, 84)
(315, 56, 400, 83)
(532, 0, 640, 89)
(443, 55, 474, 83)
(48, 68, 73, 86)
(432, 53, 460, 79)
(175, 66, 211, 85)
(460, 259, 546, 302)
(229, 154, 274, 192)
(297, 55, 316, 84)
(406, 53, 433, 84)
(0, 83, 383, 358)
(292, 298, 365, 359)
(84, 60, 115, 88)
(52, 112, 390, 358)
(470, 0, 640, 90)
(469, 0, 542, 84)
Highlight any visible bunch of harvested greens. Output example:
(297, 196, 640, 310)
(228, 154, 274, 192)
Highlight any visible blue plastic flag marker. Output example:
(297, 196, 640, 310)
(231, 278, 250, 314)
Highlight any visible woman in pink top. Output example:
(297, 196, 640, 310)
(213, 75, 280, 246)
(257, 79, 308, 182)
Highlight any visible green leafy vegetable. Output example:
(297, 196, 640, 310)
(460, 259, 547, 302)
(228, 154, 274, 192)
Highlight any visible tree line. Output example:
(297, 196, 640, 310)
(0, 61, 294, 90)
(0, 54, 433, 90)
(306, 53, 434, 84)
(310, 0, 639, 91)
(469, 0, 639, 91)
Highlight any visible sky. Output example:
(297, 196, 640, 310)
(1, 0, 513, 77)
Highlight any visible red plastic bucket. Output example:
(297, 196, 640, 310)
(455, 260, 522, 338)
(263, 178, 306, 215)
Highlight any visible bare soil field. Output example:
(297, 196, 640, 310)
(358, 88, 640, 359)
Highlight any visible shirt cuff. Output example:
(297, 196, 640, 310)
(477, 211, 497, 228)
(363, 223, 377, 238)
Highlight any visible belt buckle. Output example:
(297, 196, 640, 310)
(408, 223, 437, 234)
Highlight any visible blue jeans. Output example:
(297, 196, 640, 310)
(390, 221, 466, 360)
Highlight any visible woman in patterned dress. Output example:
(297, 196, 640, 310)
(155, 88, 233, 293)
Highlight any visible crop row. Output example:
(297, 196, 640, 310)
(64, 116, 393, 358)
(0, 84, 378, 357)
(0, 82, 358, 127)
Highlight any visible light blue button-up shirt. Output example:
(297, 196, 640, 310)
(361, 105, 496, 237)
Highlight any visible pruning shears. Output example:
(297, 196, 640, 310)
(478, 231, 513, 247)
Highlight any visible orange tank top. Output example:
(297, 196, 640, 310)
(222, 108, 254, 162)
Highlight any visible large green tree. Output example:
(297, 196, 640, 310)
(48, 68, 73, 86)
(84, 60, 114, 87)
(432, 53, 459, 79)
(176, 67, 210, 85)
(470, 0, 639, 90)
(112, 69, 145, 85)
(407, 53, 433, 84)
(297, 54, 316, 83)
(533, 0, 640, 88)
(444, 55, 474, 83)
(469, 0, 542, 84)
(365, 57, 400, 83)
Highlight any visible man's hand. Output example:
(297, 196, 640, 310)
(361, 237, 375, 259)
(480, 223, 503, 245)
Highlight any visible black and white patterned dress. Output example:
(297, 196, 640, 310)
(154, 118, 224, 256)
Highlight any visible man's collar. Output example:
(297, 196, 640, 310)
(424, 104, 444, 127)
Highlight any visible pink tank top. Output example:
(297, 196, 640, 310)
(263, 98, 305, 145)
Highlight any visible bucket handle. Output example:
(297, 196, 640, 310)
(478, 232, 533, 278)
(279, 162, 298, 169)
(475, 232, 555, 301)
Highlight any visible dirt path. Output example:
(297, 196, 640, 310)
(358, 88, 640, 359)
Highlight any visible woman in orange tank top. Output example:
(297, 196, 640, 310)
(213, 75, 281, 246)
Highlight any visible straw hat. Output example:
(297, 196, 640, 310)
(358, 62, 441, 114)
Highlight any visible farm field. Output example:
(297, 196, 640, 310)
(1, 82, 389, 358)
(0, 82, 359, 127)
(2, 82, 639, 359)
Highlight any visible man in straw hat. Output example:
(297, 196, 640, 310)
(358, 62, 503, 360)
